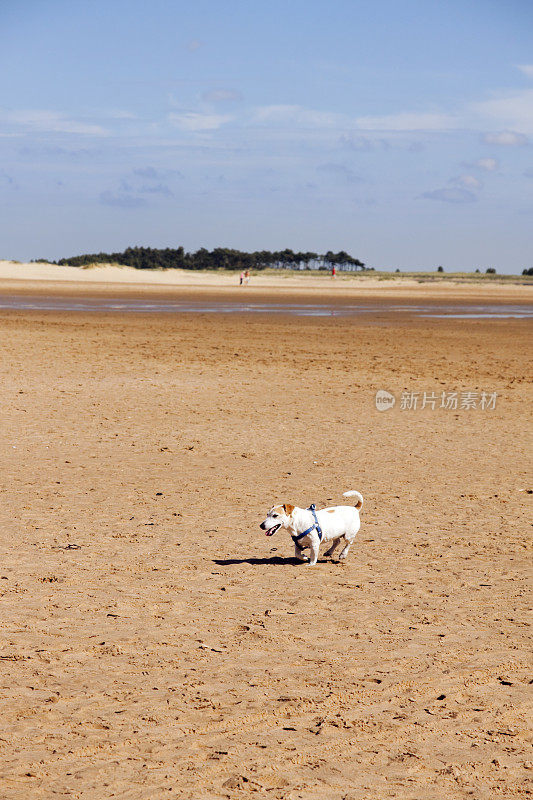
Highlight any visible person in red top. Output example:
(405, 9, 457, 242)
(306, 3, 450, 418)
(331, 265, 336, 278)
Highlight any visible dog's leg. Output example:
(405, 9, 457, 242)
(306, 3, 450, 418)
(306, 535, 320, 566)
(324, 537, 340, 557)
(338, 538, 352, 560)
(294, 544, 309, 561)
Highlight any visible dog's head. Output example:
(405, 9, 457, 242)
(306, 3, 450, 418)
(259, 503, 295, 536)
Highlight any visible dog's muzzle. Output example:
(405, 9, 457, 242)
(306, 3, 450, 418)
(260, 522, 281, 536)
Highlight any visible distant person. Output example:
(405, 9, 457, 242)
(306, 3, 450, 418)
(331, 265, 336, 278)
(244, 269, 250, 285)
(239, 271, 244, 285)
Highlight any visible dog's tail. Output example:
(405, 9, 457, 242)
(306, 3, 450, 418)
(343, 490, 364, 510)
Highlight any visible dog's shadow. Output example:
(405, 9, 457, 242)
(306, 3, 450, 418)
(213, 556, 302, 566)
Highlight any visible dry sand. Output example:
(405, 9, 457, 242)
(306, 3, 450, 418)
(1, 259, 532, 302)
(0, 274, 531, 799)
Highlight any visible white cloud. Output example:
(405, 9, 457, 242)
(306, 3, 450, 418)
(473, 157, 499, 171)
(251, 105, 455, 134)
(168, 112, 232, 131)
(473, 90, 533, 134)
(481, 130, 529, 146)
(182, 83, 533, 141)
(251, 104, 339, 128)
(350, 86, 533, 136)
(517, 65, 533, 79)
(1, 109, 107, 136)
(202, 88, 242, 104)
(355, 112, 456, 132)
(421, 187, 477, 204)
(454, 174, 482, 190)
(423, 173, 483, 203)
(171, 82, 533, 143)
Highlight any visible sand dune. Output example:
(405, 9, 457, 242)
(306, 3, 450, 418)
(1, 259, 531, 301)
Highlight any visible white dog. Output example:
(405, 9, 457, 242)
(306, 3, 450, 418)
(259, 490, 363, 566)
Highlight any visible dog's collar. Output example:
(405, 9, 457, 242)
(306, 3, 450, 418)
(291, 504, 323, 550)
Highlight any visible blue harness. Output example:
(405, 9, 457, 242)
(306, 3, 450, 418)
(292, 504, 322, 551)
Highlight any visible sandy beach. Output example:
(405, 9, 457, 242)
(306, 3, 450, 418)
(0, 268, 531, 799)
(1, 260, 532, 301)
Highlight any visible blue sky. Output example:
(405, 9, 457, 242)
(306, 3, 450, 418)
(1, 0, 532, 271)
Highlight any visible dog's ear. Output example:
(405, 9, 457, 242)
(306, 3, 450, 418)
(283, 503, 294, 516)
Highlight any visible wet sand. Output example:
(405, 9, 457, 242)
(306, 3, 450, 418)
(0, 293, 531, 319)
(0, 284, 531, 799)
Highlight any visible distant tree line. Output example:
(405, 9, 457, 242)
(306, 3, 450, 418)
(34, 246, 366, 272)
